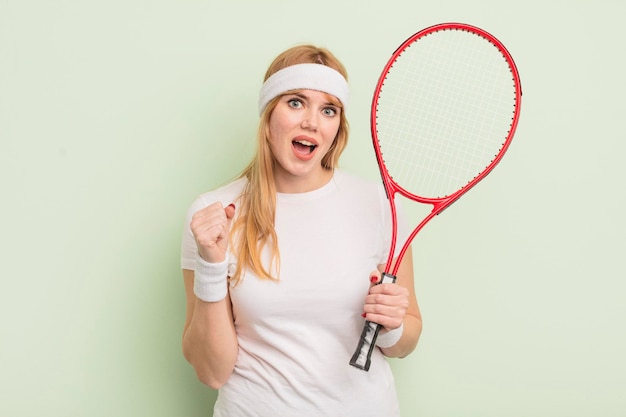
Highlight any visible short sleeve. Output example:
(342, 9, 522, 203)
(180, 177, 247, 271)
(180, 196, 206, 271)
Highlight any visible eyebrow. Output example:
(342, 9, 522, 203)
(288, 91, 340, 107)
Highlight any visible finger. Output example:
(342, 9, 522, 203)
(365, 288, 410, 311)
(224, 203, 236, 230)
(369, 270, 381, 286)
(192, 212, 227, 238)
(362, 300, 406, 328)
(363, 294, 409, 316)
(363, 281, 408, 320)
(368, 282, 409, 296)
(192, 202, 230, 230)
(191, 203, 223, 227)
(365, 292, 406, 308)
(361, 270, 383, 318)
(191, 203, 232, 247)
(224, 203, 236, 220)
(198, 203, 234, 237)
(194, 224, 226, 249)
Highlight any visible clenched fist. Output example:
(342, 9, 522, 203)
(190, 202, 236, 264)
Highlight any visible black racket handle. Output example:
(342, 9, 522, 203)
(349, 272, 396, 371)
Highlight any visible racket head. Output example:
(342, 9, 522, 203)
(351, 24, 522, 371)
(372, 22, 522, 205)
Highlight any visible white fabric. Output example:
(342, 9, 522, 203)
(258, 63, 349, 115)
(376, 323, 405, 348)
(181, 170, 410, 417)
(193, 255, 229, 302)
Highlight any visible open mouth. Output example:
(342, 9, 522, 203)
(292, 139, 318, 155)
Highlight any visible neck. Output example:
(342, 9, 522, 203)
(274, 167, 334, 193)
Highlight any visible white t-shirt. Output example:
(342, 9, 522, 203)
(181, 170, 410, 417)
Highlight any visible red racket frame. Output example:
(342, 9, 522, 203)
(350, 22, 522, 371)
(375, 22, 523, 276)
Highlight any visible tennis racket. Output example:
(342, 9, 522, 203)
(349, 22, 522, 371)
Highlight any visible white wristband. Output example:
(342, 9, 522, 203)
(193, 254, 229, 302)
(376, 323, 404, 348)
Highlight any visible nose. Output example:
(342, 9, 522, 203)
(301, 109, 318, 131)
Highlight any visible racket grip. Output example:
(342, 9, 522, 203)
(349, 272, 396, 371)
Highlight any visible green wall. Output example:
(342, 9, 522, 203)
(1, 0, 625, 415)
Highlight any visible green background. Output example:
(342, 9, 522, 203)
(2, 0, 625, 415)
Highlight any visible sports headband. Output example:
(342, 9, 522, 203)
(258, 63, 349, 115)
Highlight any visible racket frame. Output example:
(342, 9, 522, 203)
(350, 22, 522, 371)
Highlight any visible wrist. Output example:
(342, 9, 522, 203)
(193, 254, 229, 302)
(376, 322, 404, 348)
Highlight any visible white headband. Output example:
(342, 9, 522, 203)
(258, 63, 349, 115)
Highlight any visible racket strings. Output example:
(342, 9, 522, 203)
(376, 29, 518, 198)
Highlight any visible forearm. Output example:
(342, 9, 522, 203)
(182, 297, 238, 388)
(182, 266, 238, 388)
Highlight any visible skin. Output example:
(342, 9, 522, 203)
(267, 90, 340, 193)
(182, 202, 237, 387)
(368, 248, 422, 358)
(182, 89, 422, 388)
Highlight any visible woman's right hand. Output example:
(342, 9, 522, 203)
(190, 202, 236, 264)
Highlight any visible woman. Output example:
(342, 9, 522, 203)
(181, 44, 422, 416)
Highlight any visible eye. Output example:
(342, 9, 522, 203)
(287, 98, 303, 108)
(322, 107, 338, 117)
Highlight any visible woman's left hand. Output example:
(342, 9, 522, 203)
(362, 270, 410, 330)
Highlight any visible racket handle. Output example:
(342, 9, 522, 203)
(349, 272, 396, 371)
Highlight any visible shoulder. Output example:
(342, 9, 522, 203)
(187, 177, 247, 215)
(333, 169, 385, 199)
(334, 169, 380, 189)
